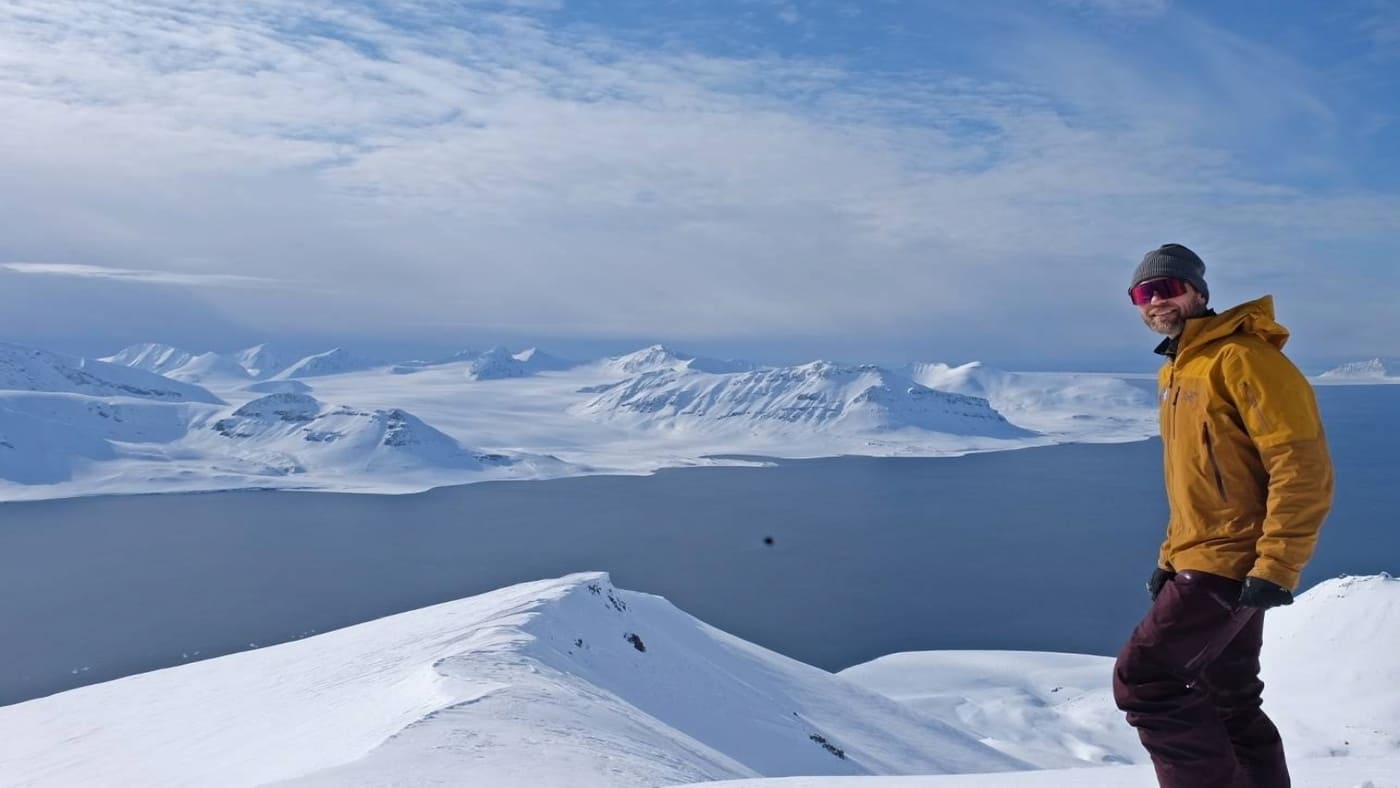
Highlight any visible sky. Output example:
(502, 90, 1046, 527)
(1, 0, 1397, 371)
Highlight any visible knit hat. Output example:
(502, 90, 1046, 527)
(1131, 243, 1208, 302)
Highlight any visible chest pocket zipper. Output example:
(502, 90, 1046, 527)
(1202, 422, 1229, 503)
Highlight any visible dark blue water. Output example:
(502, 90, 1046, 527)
(0, 385, 1393, 706)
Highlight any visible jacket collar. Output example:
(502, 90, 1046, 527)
(1151, 296, 1286, 361)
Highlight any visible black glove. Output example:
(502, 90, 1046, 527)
(1147, 568, 1176, 601)
(1237, 576, 1293, 609)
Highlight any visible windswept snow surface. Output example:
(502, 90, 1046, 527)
(3, 341, 1163, 501)
(2, 574, 1397, 788)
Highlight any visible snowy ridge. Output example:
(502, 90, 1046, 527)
(3, 574, 1398, 787)
(0, 343, 222, 404)
(0, 573, 1023, 787)
(103, 342, 197, 375)
(104, 343, 262, 383)
(579, 362, 1031, 438)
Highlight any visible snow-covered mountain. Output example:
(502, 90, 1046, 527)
(602, 344, 756, 376)
(102, 342, 197, 376)
(3, 338, 1167, 502)
(1, 343, 222, 403)
(197, 393, 511, 475)
(464, 345, 529, 380)
(908, 361, 1157, 438)
(3, 573, 1396, 788)
(103, 342, 288, 383)
(234, 343, 284, 379)
(1318, 358, 1396, 381)
(579, 361, 1030, 438)
(274, 348, 381, 379)
(514, 346, 575, 372)
(391, 346, 577, 379)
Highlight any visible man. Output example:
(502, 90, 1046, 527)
(1113, 243, 1334, 788)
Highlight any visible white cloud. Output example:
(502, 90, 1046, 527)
(0, 263, 283, 288)
(0, 0, 1393, 364)
(1052, 0, 1169, 18)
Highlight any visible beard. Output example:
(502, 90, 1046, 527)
(1141, 299, 1207, 336)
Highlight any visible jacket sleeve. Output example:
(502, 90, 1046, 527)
(1158, 513, 1174, 571)
(1221, 343, 1335, 590)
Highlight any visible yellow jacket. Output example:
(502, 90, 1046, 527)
(1156, 296, 1333, 590)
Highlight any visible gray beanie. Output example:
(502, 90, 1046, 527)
(1131, 243, 1208, 302)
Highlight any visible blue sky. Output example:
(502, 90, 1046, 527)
(0, 0, 1396, 371)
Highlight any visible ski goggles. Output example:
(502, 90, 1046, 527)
(1128, 277, 1190, 306)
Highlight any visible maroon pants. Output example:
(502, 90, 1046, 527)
(1113, 571, 1290, 788)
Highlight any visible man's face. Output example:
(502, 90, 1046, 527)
(1135, 279, 1208, 337)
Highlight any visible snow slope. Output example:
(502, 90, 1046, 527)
(0, 399, 119, 484)
(0, 573, 1024, 787)
(275, 348, 381, 379)
(2, 574, 1396, 787)
(688, 756, 1400, 787)
(0, 343, 222, 403)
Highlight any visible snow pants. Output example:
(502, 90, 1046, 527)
(1113, 570, 1290, 788)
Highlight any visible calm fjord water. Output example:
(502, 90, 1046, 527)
(0, 385, 1394, 705)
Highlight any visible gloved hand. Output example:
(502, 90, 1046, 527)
(1237, 576, 1293, 609)
(1147, 568, 1176, 601)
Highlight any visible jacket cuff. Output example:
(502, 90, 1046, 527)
(1248, 558, 1299, 591)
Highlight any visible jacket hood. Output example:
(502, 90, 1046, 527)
(1179, 296, 1289, 354)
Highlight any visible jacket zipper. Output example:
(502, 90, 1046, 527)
(1202, 422, 1228, 502)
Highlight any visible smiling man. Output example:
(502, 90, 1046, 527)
(1113, 243, 1334, 788)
